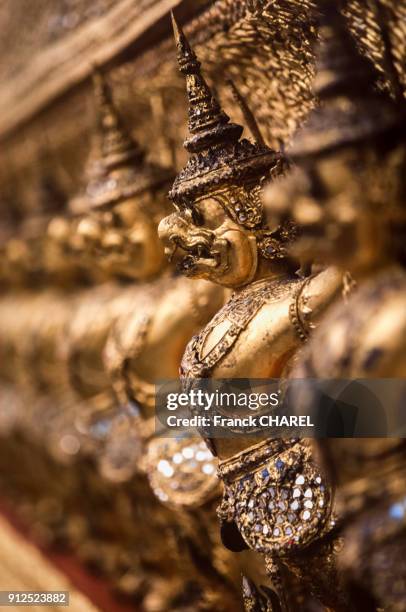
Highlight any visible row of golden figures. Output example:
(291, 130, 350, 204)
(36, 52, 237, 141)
(0, 2, 405, 611)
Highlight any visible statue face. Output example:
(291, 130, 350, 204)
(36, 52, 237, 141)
(158, 196, 258, 288)
(76, 196, 165, 279)
(43, 217, 78, 278)
(264, 154, 360, 268)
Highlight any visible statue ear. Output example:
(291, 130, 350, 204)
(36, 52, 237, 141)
(244, 234, 259, 283)
(220, 519, 249, 552)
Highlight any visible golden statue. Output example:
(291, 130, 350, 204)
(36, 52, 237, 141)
(85, 72, 244, 610)
(0, 159, 92, 291)
(69, 69, 173, 282)
(157, 14, 351, 611)
(264, 3, 406, 609)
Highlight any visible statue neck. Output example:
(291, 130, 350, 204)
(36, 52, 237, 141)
(235, 258, 296, 292)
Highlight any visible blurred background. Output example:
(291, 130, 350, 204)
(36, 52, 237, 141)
(0, 1, 405, 611)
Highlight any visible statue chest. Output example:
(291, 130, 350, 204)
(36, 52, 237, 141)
(180, 276, 302, 380)
(296, 268, 406, 378)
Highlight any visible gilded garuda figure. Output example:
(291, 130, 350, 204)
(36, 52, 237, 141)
(265, 2, 406, 609)
(0, 169, 87, 485)
(0, 156, 91, 291)
(157, 14, 351, 611)
(68, 69, 174, 282)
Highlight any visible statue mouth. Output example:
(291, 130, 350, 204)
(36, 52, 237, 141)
(163, 232, 225, 277)
(159, 215, 230, 279)
(176, 239, 220, 276)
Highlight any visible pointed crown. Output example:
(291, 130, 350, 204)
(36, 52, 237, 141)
(171, 12, 243, 153)
(92, 68, 145, 170)
(169, 14, 283, 228)
(70, 69, 174, 213)
(290, 0, 405, 160)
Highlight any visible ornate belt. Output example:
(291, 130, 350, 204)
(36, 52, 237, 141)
(217, 438, 334, 556)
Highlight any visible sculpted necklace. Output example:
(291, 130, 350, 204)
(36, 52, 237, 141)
(181, 275, 302, 379)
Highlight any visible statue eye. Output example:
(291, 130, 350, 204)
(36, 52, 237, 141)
(110, 211, 125, 228)
(192, 209, 204, 226)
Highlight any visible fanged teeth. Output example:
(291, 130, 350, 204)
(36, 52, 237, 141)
(179, 256, 195, 272)
(164, 244, 177, 262)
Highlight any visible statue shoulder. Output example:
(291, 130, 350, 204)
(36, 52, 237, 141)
(356, 278, 406, 377)
(291, 268, 406, 378)
(291, 267, 344, 340)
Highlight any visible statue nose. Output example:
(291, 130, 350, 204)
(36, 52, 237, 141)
(76, 217, 102, 245)
(102, 231, 123, 249)
(158, 213, 185, 260)
(158, 213, 180, 243)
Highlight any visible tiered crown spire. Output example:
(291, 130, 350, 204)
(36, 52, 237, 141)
(171, 13, 243, 153)
(92, 69, 145, 170)
(290, 1, 405, 159)
(70, 69, 174, 213)
(169, 14, 281, 226)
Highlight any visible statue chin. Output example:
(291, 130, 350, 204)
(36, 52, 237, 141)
(161, 217, 256, 285)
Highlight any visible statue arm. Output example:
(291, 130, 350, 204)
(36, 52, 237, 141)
(358, 293, 406, 377)
(295, 267, 344, 336)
